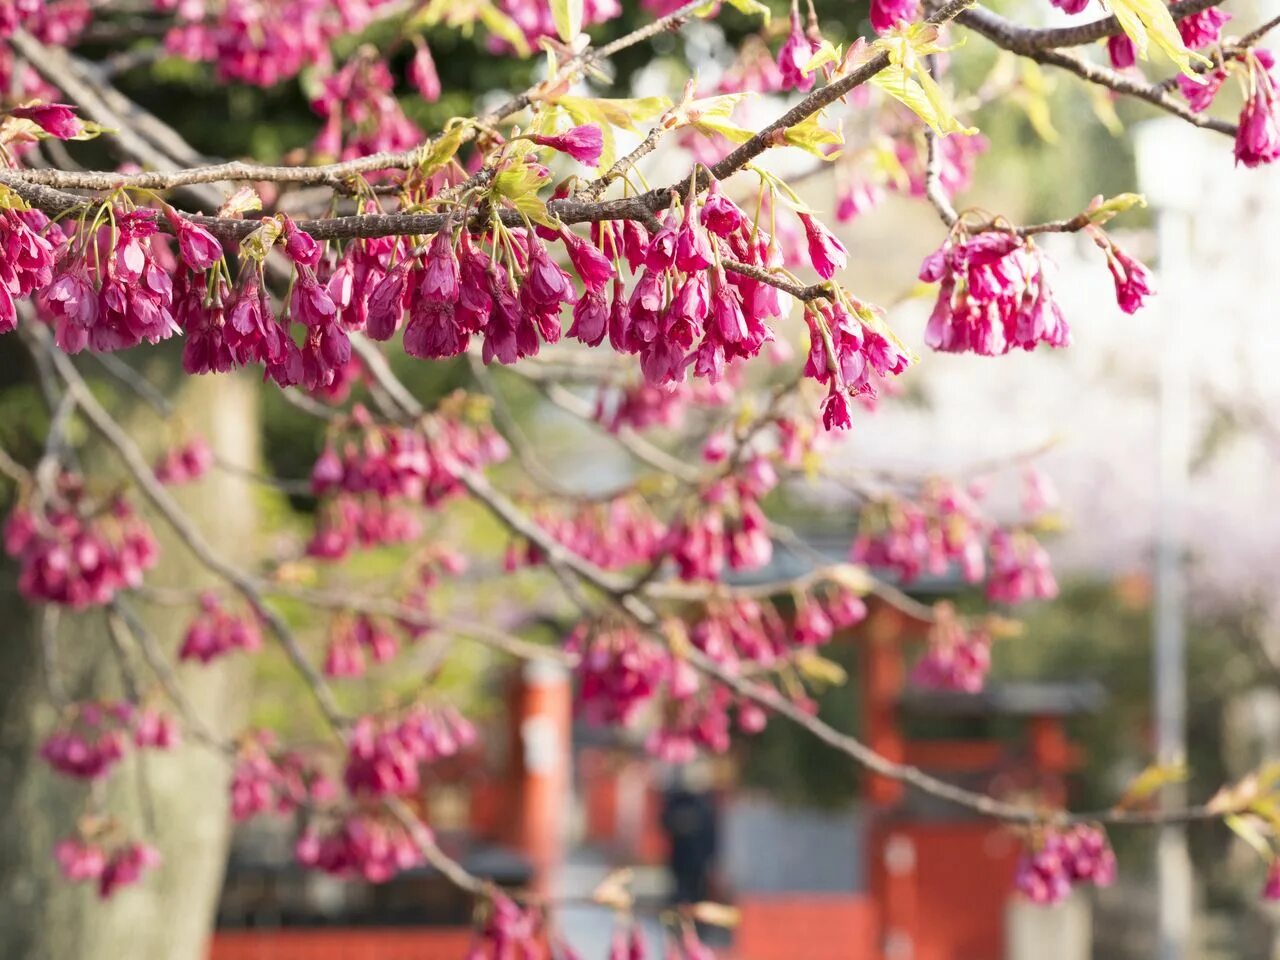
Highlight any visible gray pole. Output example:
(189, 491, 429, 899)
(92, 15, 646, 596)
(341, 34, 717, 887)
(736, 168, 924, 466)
(1137, 118, 1196, 960)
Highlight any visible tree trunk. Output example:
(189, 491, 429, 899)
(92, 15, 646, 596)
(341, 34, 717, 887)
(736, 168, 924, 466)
(0, 363, 259, 960)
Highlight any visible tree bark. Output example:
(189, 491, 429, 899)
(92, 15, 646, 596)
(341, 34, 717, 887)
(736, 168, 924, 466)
(0, 362, 259, 960)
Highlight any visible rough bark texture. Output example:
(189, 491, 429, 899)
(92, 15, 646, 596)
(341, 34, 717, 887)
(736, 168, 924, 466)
(0, 361, 259, 960)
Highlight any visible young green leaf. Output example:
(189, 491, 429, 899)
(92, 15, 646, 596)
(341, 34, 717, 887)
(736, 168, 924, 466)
(551, 0, 584, 45)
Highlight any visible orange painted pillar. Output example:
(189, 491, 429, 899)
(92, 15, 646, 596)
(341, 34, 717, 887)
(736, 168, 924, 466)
(862, 605, 908, 808)
(507, 661, 572, 896)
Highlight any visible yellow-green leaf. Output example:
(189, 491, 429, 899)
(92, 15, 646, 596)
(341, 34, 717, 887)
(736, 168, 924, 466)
(1087, 192, 1147, 225)
(782, 113, 844, 158)
(803, 39, 842, 77)
(1086, 82, 1125, 136)
(872, 68, 976, 136)
(1107, 0, 1211, 78)
(723, 0, 770, 21)
(239, 218, 283, 263)
(690, 903, 742, 928)
(795, 650, 848, 688)
(1114, 761, 1188, 809)
(556, 95, 672, 132)
(1015, 61, 1059, 144)
(1225, 813, 1276, 860)
(551, 0, 583, 45)
(420, 124, 468, 176)
(478, 1, 531, 57)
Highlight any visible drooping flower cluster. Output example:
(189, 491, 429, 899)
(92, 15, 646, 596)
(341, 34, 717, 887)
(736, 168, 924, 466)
(666, 468, 776, 581)
(1015, 824, 1117, 905)
(153, 436, 214, 485)
(179, 592, 262, 663)
(295, 811, 424, 883)
(161, 0, 398, 86)
(802, 298, 914, 430)
(56, 833, 162, 899)
(311, 53, 421, 162)
(306, 400, 509, 560)
(40, 701, 178, 780)
(522, 496, 666, 572)
(911, 607, 992, 693)
(323, 613, 403, 677)
(920, 231, 1070, 356)
(4, 477, 158, 607)
(342, 706, 477, 798)
(1235, 51, 1280, 168)
(851, 483, 988, 584)
(986, 528, 1058, 604)
(230, 732, 336, 821)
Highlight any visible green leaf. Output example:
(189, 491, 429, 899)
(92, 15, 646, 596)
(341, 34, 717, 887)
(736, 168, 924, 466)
(782, 113, 844, 159)
(240, 218, 283, 263)
(1225, 813, 1276, 860)
(478, 1, 531, 57)
(1114, 761, 1188, 809)
(803, 40, 842, 78)
(1087, 192, 1147, 225)
(550, 0, 583, 45)
(420, 123, 468, 176)
(1015, 61, 1059, 144)
(556, 95, 671, 132)
(1107, 0, 1211, 78)
(722, 0, 770, 22)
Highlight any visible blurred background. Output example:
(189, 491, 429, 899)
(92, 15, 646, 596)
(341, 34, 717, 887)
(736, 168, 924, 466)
(4, 1, 1280, 958)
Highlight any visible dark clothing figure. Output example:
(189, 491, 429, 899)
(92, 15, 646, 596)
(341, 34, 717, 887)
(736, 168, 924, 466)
(660, 788, 717, 905)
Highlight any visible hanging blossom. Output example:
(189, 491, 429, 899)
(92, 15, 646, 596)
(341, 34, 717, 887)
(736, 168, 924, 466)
(323, 612, 404, 677)
(1015, 825, 1117, 905)
(180, 592, 262, 663)
(911, 605, 992, 692)
(310, 54, 421, 162)
(153, 436, 214, 485)
(342, 706, 477, 798)
(56, 832, 162, 900)
(295, 811, 424, 883)
(4, 475, 158, 608)
(161, 0, 399, 86)
(41, 701, 179, 780)
(802, 296, 913, 431)
(1235, 50, 1280, 168)
(919, 229, 1070, 356)
(230, 731, 336, 821)
(305, 400, 508, 560)
(851, 482, 988, 583)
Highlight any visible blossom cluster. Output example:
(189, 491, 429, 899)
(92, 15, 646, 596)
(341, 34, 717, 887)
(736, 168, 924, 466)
(230, 732, 336, 821)
(343, 706, 478, 798)
(56, 834, 162, 899)
(1015, 824, 1117, 905)
(911, 608, 992, 693)
(4, 476, 158, 608)
(180, 592, 263, 663)
(153, 436, 214, 485)
(40, 701, 179, 780)
(306, 401, 509, 560)
(295, 812, 424, 883)
(851, 481, 1058, 606)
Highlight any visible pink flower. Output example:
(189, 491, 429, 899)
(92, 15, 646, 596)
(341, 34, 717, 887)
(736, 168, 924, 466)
(1235, 56, 1280, 168)
(1046, 0, 1089, 13)
(870, 0, 919, 34)
(531, 124, 604, 166)
(799, 213, 847, 280)
(11, 101, 82, 139)
(1107, 35, 1135, 69)
(777, 11, 818, 92)
(1103, 241, 1154, 314)
(1264, 860, 1280, 901)
(167, 212, 223, 271)
(562, 230, 615, 292)
(1177, 7, 1229, 49)
(407, 39, 441, 102)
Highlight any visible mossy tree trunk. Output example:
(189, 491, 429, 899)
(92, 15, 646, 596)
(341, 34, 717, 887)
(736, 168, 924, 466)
(0, 357, 260, 960)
